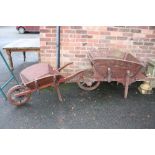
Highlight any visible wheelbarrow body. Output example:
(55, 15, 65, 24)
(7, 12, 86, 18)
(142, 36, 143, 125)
(78, 50, 147, 98)
(7, 62, 83, 106)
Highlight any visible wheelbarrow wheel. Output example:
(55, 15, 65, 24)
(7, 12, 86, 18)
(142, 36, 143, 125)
(7, 85, 31, 106)
(77, 81, 100, 91)
(77, 68, 100, 91)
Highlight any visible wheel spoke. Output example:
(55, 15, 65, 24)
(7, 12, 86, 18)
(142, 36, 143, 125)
(78, 81, 100, 91)
(81, 82, 85, 86)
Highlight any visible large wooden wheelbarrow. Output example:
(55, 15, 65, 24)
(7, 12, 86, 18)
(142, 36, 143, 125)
(77, 50, 150, 98)
(7, 62, 83, 106)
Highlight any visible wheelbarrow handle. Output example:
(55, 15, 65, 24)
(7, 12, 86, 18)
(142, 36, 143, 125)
(62, 70, 84, 83)
(57, 62, 73, 72)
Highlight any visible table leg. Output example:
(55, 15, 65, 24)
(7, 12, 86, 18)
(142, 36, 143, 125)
(23, 51, 26, 62)
(6, 50, 13, 70)
(38, 51, 41, 62)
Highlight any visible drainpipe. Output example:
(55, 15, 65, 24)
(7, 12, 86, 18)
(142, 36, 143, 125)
(56, 26, 60, 69)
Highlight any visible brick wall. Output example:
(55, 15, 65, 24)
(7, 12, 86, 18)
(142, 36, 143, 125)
(40, 26, 56, 65)
(40, 26, 155, 74)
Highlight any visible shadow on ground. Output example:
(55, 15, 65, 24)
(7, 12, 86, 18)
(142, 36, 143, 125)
(0, 62, 155, 129)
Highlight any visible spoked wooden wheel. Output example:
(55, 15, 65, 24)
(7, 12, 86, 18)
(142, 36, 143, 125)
(77, 68, 100, 91)
(7, 85, 31, 106)
(78, 81, 100, 91)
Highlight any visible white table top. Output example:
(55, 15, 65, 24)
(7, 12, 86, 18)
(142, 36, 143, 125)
(3, 38, 40, 49)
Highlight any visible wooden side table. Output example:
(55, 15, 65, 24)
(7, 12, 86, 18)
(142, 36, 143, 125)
(3, 38, 40, 70)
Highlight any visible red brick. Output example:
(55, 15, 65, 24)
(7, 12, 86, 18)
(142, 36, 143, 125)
(98, 40, 110, 43)
(62, 46, 75, 50)
(85, 42, 94, 46)
(69, 34, 81, 38)
(75, 47, 86, 50)
(40, 38, 51, 41)
(76, 30, 87, 34)
(81, 35, 92, 38)
(123, 33, 133, 37)
(139, 50, 151, 54)
(149, 47, 155, 50)
(136, 54, 146, 57)
(117, 36, 128, 40)
(139, 46, 149, 49)
(70, 26, 82, 29)
(119, 28, 130, 32)
(146, 34, 155, 38)
(46, 26, 55, 28)
(40, 29, 51, 33)
(138, 26, 149, 29)
(149, 26, 155, 30)
(107, 27, 118, 31)
(44, 53, 52, 57)
(40, 46, 51, 49)
(63, 54, 74, 57)
(88, 31, 100, 35)
(61, 26, 70, 29)
(151, 39, 155, 42)
(133, 42, 143, 45)
(63, 29, 76, 33)
(46, 42, 55, 45)
(100, 31, 111, 35)
(131, 29, 141, 33)
(144, 42, 154, 46)
(52, 29, 56, 33)
(75, 54, 86, 58)
(76, 39, 87, 42)
(105, 36, 116, 40)
(45, 34, 55, 37)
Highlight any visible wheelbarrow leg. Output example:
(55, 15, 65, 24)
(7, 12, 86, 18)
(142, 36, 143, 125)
(124, 70, 130, 99)
(124, 82, 129, 99)
(54, 85, 63, 102)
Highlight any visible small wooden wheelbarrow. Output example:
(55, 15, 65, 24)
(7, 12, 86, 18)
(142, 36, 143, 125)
(77, 50, 148, 98)
(7, 62, 83, 106)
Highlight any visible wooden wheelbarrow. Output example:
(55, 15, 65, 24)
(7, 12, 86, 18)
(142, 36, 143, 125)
(7, 62, 83, 106)
(77, 50, 148, 98)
